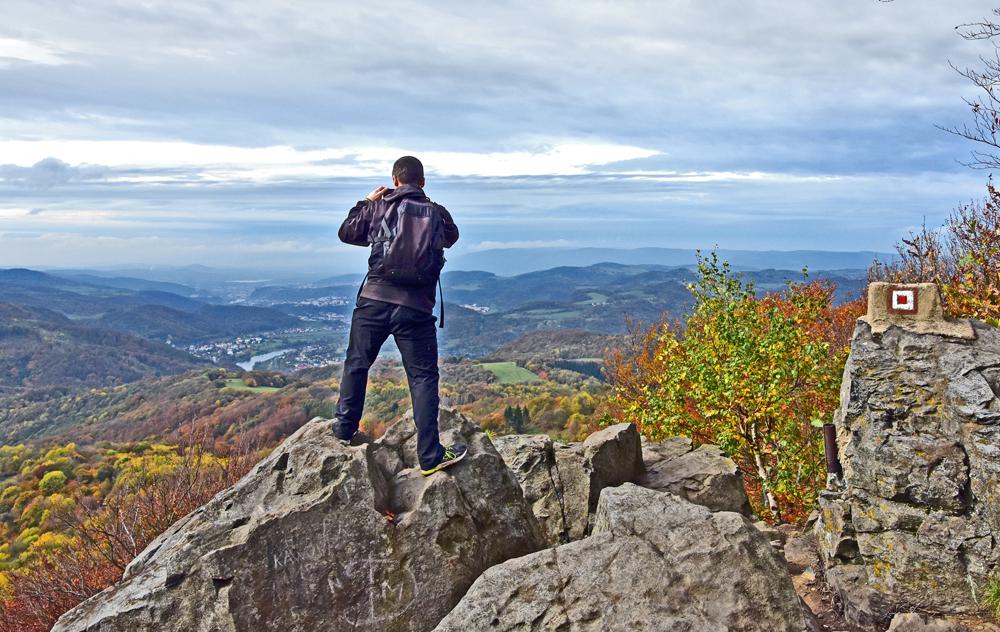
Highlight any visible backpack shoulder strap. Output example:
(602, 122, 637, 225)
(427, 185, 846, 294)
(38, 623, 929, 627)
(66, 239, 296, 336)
(438, 278, 445, 328)
(370, 204, 397, 243)
(356, 271, 369, 304)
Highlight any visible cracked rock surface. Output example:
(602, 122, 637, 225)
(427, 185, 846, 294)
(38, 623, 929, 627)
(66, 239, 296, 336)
(493, 423, 643, 545)
(433, 483, 805, 632)
(52, 409, 544, 632)
(817, 320, 1000, 628)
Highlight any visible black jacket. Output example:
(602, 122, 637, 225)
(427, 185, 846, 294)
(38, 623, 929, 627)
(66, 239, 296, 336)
(338, 184, 459, 315)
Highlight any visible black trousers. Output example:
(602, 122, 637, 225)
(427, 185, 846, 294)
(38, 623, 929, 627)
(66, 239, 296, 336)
(333, 296, 446, 470)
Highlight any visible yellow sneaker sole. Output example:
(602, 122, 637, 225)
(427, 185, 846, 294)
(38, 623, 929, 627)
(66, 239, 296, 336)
(421, 449, 468, 476)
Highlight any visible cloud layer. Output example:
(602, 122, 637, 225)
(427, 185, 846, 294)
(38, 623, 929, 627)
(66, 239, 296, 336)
(0, 0, 997, 270)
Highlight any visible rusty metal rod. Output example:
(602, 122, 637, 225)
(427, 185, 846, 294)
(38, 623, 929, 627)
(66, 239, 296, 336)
(822, 423, 841, 475)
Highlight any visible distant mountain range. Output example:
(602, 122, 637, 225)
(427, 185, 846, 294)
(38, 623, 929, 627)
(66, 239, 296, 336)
(0, 268, 299, 342)
(36, 247, 890, 285)
(447, 247, 892, 276)
(43, 264, 310, 291)
(432, 262, 866, 357)
(0, 254, 872, 394)
(53, 272, 217, 299)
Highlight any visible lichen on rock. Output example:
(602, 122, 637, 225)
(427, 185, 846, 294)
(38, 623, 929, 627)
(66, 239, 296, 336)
(817, 317, 1000, 628)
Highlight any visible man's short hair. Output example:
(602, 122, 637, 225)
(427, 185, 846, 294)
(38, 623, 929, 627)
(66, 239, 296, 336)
(392, 156, 424, 185)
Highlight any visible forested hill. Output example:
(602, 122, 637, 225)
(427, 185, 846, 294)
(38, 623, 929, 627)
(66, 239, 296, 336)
(0, 303, 209, 395)
(0, 269, 302, 396)
(0, 268, 300, 343)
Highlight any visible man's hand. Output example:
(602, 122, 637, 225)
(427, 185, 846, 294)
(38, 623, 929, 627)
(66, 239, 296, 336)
(366, 186, 389, 201)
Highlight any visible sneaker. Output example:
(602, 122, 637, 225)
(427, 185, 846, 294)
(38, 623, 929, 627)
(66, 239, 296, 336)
(339, 430, 370, 447)
(420, 444, 468, 476)
(332, 420, 369, 447)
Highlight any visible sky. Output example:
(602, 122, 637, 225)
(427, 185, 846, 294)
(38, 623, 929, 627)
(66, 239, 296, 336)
(0, 0, 998, 272)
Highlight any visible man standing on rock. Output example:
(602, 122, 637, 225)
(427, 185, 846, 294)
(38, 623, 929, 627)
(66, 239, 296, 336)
(333, 155, 468, 476)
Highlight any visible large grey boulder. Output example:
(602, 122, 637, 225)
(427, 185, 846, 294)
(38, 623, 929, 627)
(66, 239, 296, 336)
(493, 423, 643, 544)
(639, 436, 753, 516)
(434, 483, 805, 632)
(53, 409, 544, 632)
(553, 422, 644, 541)
(641, 434, 694, 463)
(817, 317, 1000, 627)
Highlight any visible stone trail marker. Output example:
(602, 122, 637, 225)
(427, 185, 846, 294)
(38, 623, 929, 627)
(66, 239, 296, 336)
(863, 281, 974, 339)
(816, 282, 1000, 629)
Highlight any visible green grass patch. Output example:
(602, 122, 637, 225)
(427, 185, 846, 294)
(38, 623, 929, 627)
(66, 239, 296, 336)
(983, 577, 1000, 619)
(223, 379, 281, 393)
(518, 309, 582, 319)
(478, 362, 542, 384)
(576, 292, 608, 304)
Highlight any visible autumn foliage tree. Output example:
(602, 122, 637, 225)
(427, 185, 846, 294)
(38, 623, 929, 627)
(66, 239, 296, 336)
(604, 251, 863, 523)
(0, 436, 261, 632)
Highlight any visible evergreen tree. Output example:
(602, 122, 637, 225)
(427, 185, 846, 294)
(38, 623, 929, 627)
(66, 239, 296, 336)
(508, 405, 527, 433)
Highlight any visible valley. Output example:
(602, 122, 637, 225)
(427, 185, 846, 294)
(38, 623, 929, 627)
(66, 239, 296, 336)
(0, 261, 867, 402)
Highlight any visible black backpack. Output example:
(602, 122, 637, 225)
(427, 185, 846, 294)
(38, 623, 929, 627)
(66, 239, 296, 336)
(361, 197, 448, 327)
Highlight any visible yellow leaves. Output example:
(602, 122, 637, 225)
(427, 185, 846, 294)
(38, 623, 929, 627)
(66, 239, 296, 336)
(38, 471, 67, 495)
(15, 527, 41, 551)
(0, 486, 19, 504)
(43, 444, 73, 460)
(26, 532, 74, 555)
(44, 494, 74, 516)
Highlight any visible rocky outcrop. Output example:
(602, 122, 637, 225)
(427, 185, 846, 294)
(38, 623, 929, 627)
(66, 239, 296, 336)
(53, 404, 784, 631)
(493, 423, 643, 544)
(53, 409, 544, 632)
(495, 423, 753, 547)
(817, 315, 1000, 628)
(434, 483, 805, 632)
(639, 435, 753, 515)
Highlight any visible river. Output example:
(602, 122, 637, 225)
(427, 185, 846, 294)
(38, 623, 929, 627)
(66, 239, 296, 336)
(236, 348, 293, 371)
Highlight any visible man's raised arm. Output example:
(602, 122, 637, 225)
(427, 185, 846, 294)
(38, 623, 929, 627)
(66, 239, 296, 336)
(338, 200, 372, 246)
(440, 206, 459, 248)
(338, 186, 387, 246)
